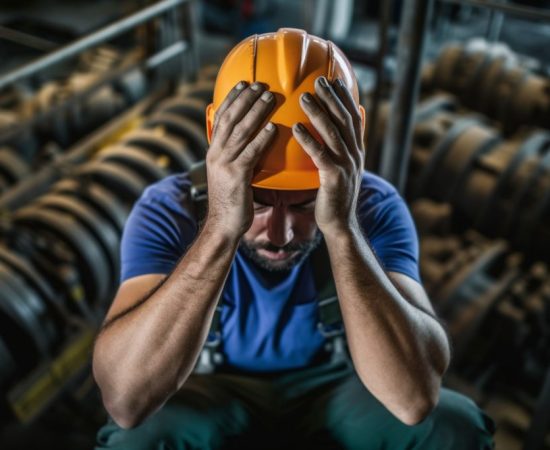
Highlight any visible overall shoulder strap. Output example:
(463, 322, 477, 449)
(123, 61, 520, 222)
(188, 160, 208, 223)
(311, 240, 344, 333)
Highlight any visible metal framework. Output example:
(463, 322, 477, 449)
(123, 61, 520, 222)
(0, 1, 198, 423)
(379, 0, 434, 193)
(377, 0, 550, 192)
(375, 0, 550, 447)
(0, 0, 192, 90)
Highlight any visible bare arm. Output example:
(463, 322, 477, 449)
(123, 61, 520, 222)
(324, 225, 450, 426)
(292, 76, 449, 426)
(93, 223, 239, 429)
(92, 80, 277, 429)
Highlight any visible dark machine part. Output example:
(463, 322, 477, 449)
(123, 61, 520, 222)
(153, 96, 208, 128)
(0, 261, 60, 378)
(97, 146, 170, 184)
(120, 129, 197, 171)
(404, 99, 550, 262)
(369, 93, 459, 175)
(426, 40, 550, 134)
(0, 0, 200, 432)
(11, 207, 112, 308)
(52, 179, 130, 235)
(0, 47, 147, 164)
(0, 148, 30, 194)
(74, 160, 150, 205)
(31, 56, 141, 148)
(31, 194, 121, 296)
(411, 197, 550, 448)
(177, 79, 215, 103)
(144, 112, 208, 159)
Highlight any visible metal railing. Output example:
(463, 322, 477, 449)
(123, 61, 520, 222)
(0, 0, 193, 89)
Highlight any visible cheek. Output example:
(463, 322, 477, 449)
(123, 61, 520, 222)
(243, 214, 267, 241)
(293, 213, 318, 239)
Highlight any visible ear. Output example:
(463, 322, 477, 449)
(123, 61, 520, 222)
(206, 103, 214, 144)
(359, 105, 367, 142)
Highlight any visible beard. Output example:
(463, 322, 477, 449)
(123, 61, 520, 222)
(239, 230, 323, 272)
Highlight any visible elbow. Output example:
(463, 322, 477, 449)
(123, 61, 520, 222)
(393, 381, 440, 426)
(102, 394, 146, 430)
(394, 395, 438, 426)
(92, 358, 148, 429)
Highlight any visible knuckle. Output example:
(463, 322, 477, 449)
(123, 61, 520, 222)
(242, 143, 258, 160)
(232, 123, 245, 138)
(327, 127, 341, 142)
(217, 114, 230, 131)
(341, 110, 353, 125)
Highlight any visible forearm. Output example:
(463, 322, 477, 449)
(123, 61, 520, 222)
(93, 221, 239, 427)
(324, 222, 450, 425)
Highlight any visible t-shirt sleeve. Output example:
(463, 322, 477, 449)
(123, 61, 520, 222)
(358, 191, 421, 283)
(119, 187, 197, 283)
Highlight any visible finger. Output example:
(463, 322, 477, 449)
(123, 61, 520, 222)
(212, 82, 267, 146)
(314, 76, 356, 152)
(299, 93, 347, 158)
(224, 89, 275, 160)
(238, 121, 277, 169)
(212, 81, 247, 136)
(332, 78, 363, 147)
(292, 122, 333, 171)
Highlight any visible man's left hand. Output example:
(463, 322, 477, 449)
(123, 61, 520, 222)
(292, 76, 365, 236)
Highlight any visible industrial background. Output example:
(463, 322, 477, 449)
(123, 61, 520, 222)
(0, 0, 549, 448)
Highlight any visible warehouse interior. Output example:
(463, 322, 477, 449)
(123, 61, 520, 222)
(0, 0, 549, 448)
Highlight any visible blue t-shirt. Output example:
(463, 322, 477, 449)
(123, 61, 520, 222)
(120, 171, 420, 373)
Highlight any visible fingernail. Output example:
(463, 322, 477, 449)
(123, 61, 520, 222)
(236, 81, 246, 90)
(250, 83, 261, 91)
(265, 122, 275, 131)
(261, 91, 272, 102)
(301, 93, 311, 103)
(318, 76, 329, 88)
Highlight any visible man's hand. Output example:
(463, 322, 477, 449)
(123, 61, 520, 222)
(205, 81, 276, 239)
(292, 76, 364, 235)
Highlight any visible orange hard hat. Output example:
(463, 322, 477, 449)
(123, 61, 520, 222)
(206, 28, 365, 190)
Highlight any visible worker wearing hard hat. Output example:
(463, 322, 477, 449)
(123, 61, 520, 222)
(93, 29, 495, 449)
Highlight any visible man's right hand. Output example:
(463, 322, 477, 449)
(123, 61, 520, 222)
(205, 81, 276, 239)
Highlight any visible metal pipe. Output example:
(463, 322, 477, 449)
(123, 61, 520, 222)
(180, 0, 199, 81)
(146, 40, 189, 71)
(486, 9, 504, 42)
(0, 0, 189, 90)
(0, 26, 57, 52)
(365, 0, 393, 173)
(380, 0, 434, 193)
(438, 0, 550, 22)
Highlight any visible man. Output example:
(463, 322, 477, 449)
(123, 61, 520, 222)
(93, 29, 495, 449)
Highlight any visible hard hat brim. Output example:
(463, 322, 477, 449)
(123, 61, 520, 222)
(252, 169, 320, 190)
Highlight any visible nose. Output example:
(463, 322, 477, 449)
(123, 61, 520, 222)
(266, 206, 294, 248)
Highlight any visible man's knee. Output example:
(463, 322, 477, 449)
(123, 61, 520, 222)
(96, 403, 228, 450)
(95, 376, 255, 450)
(299, 376, 495, 450)
(415, 388, 496, 450)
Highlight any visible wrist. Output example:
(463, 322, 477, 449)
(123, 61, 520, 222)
(319, 215, 361, 241)
(202, 216, 244, 246)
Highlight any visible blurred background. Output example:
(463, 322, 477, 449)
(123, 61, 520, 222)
(0, 0, 549, 448)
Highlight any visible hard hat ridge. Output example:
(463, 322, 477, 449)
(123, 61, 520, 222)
(206, 28, 363, 190)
